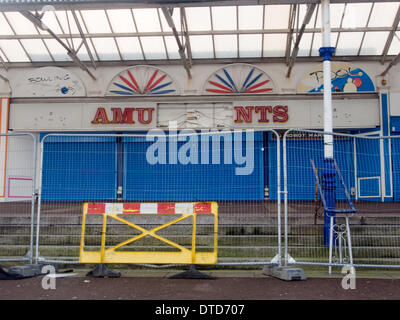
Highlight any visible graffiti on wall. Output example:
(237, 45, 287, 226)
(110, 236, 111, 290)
(13, 67, 86, 97)
(297, 62, 375, 93)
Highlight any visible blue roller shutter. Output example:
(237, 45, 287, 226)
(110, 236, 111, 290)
(269, 133, 354, 201)
(41, 135, 117, 201)
(392, 137, 400, 201)
(355, 138, 381, 201)
(123, 131, 264, 201)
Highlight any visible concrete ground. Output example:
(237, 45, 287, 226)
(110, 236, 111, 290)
(1, 266, 400, 300)
(1, 265, 399, 320)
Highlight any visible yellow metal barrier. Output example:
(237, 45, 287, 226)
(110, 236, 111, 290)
(79, 202, 218, 265)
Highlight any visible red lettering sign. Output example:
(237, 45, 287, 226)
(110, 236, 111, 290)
(91, 107, 109, 124)
(255, 106, 272, 123)
(136, 108, 155, 124)
(234, 106, 254, 123)
(111, 108, 135, 124)
(272, 105, 289, 123)
(233, 105, 289, 124)
(92, 107, 155, 125)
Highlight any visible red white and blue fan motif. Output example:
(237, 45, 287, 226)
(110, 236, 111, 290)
(107, 66, 178, 96)
(204, 64, 275, 95)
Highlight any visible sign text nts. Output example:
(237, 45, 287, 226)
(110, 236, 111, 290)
(234, 106, 289, 123)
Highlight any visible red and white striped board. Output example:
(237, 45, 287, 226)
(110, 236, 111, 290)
(86, 202, 215, 215)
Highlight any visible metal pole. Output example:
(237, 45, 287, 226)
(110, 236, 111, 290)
(35, 136, 45, 263)
(320, 0, 336, 247)
(328, 215, 333, 274)
(29, 134, 38, 265)
(274, 130, 282, 267)
(346, 216, 354, 266)
(191, 213, 197, 263)
(283, 131, 288, 267)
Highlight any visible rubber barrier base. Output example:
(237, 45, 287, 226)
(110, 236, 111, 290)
(86, 264, 121, 278)
(262, 265, 306, 281)
(169, 264, 216, 279)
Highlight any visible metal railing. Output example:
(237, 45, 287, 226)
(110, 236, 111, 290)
(283, 129, 400, 270)
(2, 129, 400, 271)
(35, 130, 283, 267)
(0, 133, 37, 264)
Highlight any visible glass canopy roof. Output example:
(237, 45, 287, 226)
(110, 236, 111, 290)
(0, 1, 398, 66)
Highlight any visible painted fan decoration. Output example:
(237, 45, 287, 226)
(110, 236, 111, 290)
(107, 66, 178, 96)
(203, 64, 275, 95)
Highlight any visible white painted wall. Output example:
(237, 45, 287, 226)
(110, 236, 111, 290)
(4, 60, 389, 132)
(1, 59, 396, 203)
(10, 102, 158, 131)
(5, 133, 37, 202)
(9, 98, 379, 131)
(3, 60, 398, 98)
(390, 92, 400, 116)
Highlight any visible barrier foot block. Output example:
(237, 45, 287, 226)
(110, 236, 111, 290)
(7, 264, 44, 279)
(169, 265, 216, 279)
(86, 264, 121, 278)
(262, 265, 306, 281)
(0, 265, 33, 280)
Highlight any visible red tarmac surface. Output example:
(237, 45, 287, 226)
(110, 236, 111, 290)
(1, 274, 399, 300)
(0, 269, 398, 320)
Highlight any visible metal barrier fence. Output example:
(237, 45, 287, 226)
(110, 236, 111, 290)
(2, 129, 399, 270)
(35, 131, 282, 266)
(0, 133, 37, 264)
(283, 129, 400, 270)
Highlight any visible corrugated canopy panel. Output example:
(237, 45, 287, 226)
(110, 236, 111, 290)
(0, 2, 398, 64)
